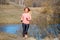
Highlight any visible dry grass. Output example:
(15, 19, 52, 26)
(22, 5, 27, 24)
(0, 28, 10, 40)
(0, 32, 17, 40)
(0, 5, 23, 24)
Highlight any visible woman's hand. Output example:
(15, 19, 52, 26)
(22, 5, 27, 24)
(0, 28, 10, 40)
(21, 20, 23, 22)
(26, 18, 29, 21)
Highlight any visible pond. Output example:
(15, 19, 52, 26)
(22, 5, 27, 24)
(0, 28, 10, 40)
(0, 24, 60, 40)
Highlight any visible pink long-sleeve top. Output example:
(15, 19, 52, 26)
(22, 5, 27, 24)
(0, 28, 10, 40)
(21, 13, 31, 24)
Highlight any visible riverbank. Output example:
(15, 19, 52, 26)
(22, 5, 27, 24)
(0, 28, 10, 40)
(0, 32, 60, 40)
(0, 5, 23, 24)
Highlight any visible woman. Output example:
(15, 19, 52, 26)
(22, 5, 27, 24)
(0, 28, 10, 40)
(21, 7, 31, 38)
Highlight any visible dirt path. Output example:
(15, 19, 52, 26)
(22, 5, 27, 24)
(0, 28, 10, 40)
(0, 32, 36, 40)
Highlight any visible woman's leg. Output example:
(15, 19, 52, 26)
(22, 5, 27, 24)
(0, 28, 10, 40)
(22, 23, 26, 37)
(25, 24, 29, 35)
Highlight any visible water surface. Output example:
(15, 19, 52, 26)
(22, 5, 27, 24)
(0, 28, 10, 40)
(0, 24, 60, 40)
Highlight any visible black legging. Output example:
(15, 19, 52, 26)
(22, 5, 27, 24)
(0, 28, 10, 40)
(22, 23, 29, 37)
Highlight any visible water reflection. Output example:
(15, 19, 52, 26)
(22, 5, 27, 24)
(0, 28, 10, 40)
(47, 24, 60, 38)
(0, 24, 22, 34)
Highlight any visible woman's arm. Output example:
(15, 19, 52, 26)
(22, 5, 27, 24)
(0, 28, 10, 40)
(26, 14, 31, 21)
(21, 14, 23, 22)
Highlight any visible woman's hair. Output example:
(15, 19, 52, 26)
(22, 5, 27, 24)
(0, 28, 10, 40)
(24, 7, 30, 12)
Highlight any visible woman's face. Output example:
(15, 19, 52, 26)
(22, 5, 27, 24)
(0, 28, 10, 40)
(24, 8, 29, 13)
